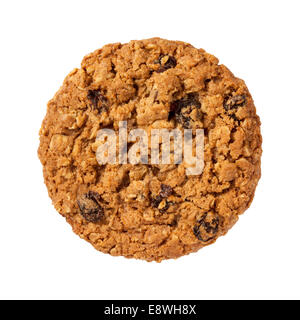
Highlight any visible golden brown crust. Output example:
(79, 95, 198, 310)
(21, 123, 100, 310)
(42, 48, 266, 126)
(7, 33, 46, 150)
(38, 38, 262, 262)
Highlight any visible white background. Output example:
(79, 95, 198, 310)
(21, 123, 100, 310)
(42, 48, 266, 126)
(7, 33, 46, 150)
(0, 0, 299, 300)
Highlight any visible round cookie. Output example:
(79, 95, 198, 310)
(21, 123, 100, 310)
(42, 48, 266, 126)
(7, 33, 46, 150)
(38, 38, 262, 262)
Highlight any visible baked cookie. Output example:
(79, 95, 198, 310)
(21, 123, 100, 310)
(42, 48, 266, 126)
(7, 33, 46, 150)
(38, 38, 262, 262)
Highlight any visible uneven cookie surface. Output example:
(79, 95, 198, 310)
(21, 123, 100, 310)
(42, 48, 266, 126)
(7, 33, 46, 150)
(38, 38, 262, 262)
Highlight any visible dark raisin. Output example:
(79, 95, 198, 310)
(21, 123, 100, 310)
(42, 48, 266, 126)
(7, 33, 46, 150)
(160, 184, 173, 198)
(169, 93, 201, 126)
(150, 195, 162, 208)
(224, 94, 246, 111)
(175, 113, 192, 129)
(151, 197, 173, 213)
(193, 213, 219, 242)
(229, 113, 241, 124)
(158, 200, 175, 213)
(156, 55, 177, 73)
(170, 93, 201, 112)
(87, 89, 108, 113)
(151, 184, 175, 212)
(77, 191, 104, 223)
